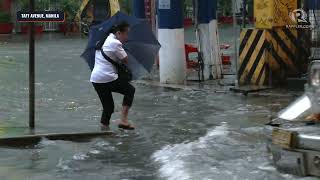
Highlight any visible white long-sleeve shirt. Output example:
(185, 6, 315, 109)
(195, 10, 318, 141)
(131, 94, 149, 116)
(90, 33, 127, 83)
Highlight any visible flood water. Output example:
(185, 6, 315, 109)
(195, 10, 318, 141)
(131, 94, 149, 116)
(0, 28, 318, 180)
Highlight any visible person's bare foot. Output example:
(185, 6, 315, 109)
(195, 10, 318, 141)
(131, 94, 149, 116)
(100, 123, 110, 131)
(118, 120, 135, 130)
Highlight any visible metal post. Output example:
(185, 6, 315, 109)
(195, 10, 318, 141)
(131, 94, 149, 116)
(29, 0, 35, 128)
(242, 0, 247, 28)
(78, 1, 82, 37)
(151, 0, 156, 34)
(233, 0, 239, 86)
(194, 0, 203, 82)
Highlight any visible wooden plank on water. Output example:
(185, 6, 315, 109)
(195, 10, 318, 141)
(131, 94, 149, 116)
(0, 131, 114, 147)
(0, 136, 42, 147)
(45, 131, 115, 141)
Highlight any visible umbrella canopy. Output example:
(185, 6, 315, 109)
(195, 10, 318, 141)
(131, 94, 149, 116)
(81, 11, 160, 79)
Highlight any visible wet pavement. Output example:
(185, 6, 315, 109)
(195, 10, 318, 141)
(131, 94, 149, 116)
(0, 31, 318, 180)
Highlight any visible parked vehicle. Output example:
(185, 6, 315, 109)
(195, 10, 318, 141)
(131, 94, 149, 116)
(266, 60, 320, 177)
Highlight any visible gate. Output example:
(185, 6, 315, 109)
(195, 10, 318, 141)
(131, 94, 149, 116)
(43, 0, 61, 31)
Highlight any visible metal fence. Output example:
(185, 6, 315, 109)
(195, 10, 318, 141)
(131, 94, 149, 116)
(44, 0, 61, 31)
(306, 1, 320, 59)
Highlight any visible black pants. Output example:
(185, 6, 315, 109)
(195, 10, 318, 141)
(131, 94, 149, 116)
(92, 78, 135, 125)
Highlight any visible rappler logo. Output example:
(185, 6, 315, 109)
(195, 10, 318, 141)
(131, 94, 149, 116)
(287, 9, 313, 29)
(289, 9, 308, 23)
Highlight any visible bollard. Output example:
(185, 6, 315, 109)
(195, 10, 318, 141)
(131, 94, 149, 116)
(158, 0, 186, 84)
(196, 0, 222, 80)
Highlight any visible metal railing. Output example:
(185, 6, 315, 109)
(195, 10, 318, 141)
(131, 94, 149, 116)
(43, 0, 61, 31)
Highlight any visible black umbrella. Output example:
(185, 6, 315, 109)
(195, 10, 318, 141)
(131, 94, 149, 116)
(81, 12, 161, 79)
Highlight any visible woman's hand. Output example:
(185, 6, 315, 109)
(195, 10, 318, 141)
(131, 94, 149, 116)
(121, 56, 128, 65)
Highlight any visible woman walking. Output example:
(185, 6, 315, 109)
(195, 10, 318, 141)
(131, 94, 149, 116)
(91, 21, 135, 130)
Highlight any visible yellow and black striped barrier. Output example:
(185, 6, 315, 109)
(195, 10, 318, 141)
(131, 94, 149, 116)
(238, 28, 310, 86)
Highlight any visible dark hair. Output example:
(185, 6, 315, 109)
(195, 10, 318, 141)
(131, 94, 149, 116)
(109, 21, 130, 34)
(96, 21, 130, 50)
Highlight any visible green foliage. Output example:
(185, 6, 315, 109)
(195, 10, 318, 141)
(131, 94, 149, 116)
(119, 0, 132, 15)
(61, 0, 80, 22)
(0, 12, 11, 23)
(184, 0, 193, 9)
(217, 0, 254, 17)
(17, 0, 49, 11)
(17, 0, 49, 26)
(247, 0, 254, 17)
(218, 0, 232, 16)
